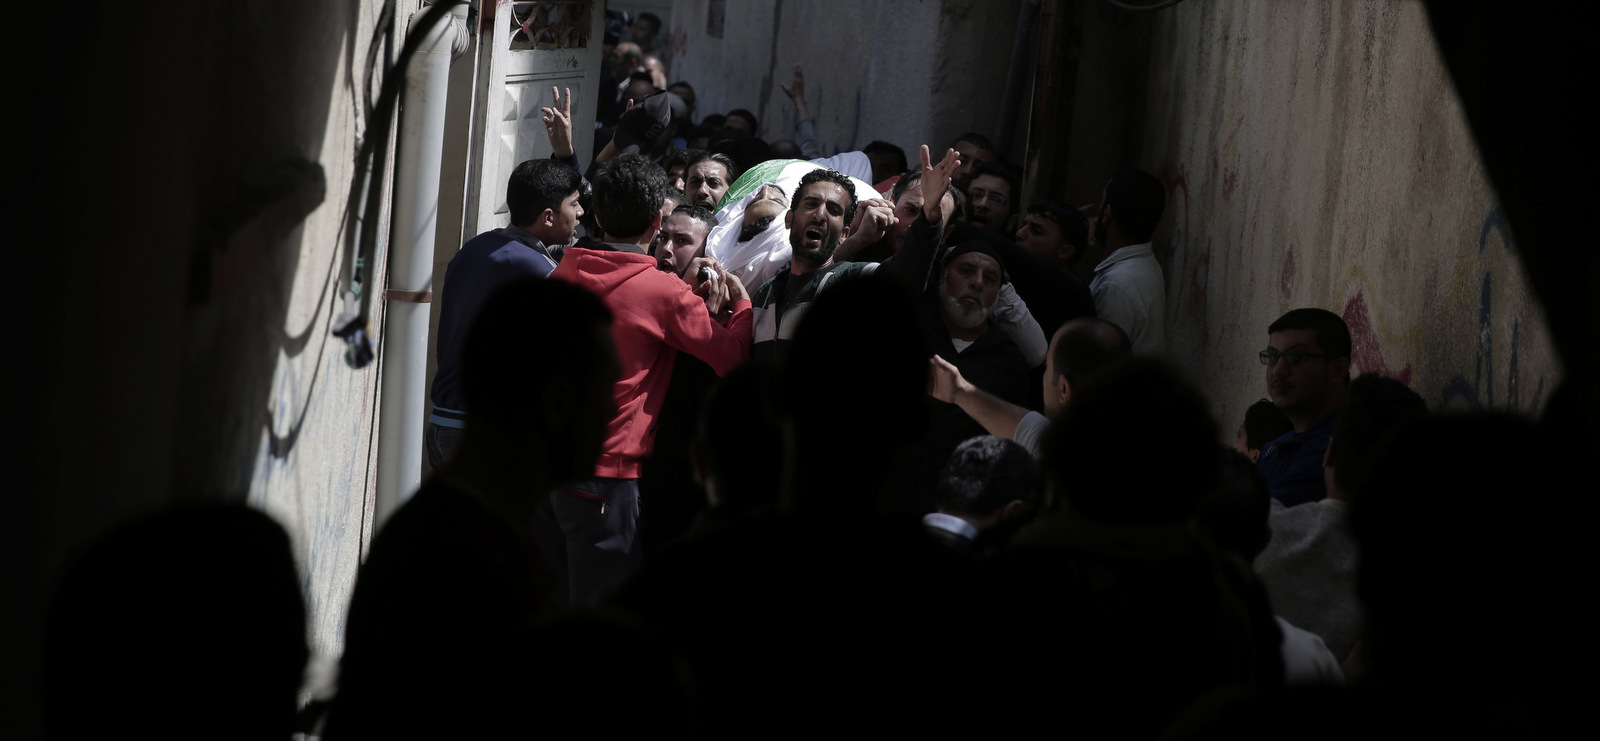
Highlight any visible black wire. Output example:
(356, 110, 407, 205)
(336, 1, 465, 366)
(1100, 0, 1189, 11)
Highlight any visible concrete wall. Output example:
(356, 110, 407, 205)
(664, 0, 1021, 160)
(1136, 0, 1558, 428)
(3, 1, 422, 733)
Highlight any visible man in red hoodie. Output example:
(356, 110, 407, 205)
(548, 153, 753, 607)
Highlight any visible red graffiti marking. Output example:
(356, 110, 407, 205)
(669, 21, 689, 60)
(1280, 244, 1296, 302)
(1342, 291, 1413, 385)
(1222, 166, 1239, 202)
(1222, 114, 1246, 151)
(1184, 238, 1213, 343)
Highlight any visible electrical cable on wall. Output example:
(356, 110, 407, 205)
(334, 1, 466, 368)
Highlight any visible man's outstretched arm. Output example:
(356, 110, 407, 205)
(927, 355, 1031, 440)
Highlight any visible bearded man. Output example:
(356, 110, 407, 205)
(749, 146, 962, 361)
(917, 241, 1033, 510)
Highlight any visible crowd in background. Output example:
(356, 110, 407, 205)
(37, 10, 1587, 741)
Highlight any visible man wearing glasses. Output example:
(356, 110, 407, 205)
(966, 162, 1019, 235)
(1257, 308, 1352, 506)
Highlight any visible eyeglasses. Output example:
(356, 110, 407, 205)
(967, 188, 1008, 207)
(1258, 348, 1328, 367)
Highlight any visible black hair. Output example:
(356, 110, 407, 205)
(952, 131, 996, 154)
(1102, 167, 1166, 244)
(671, 203, 719, 231)
(1046, 359, 1218, 525)
(863, 140, 907, 169)
(970, 161, 1018, 204)
(1267, 307, 1353, 360)
(591, 152, 667, 239)
(768, 139, 802, 159)
(1329, 374, 1428, 496)
(1049, 317, 1131, 388)
(935, 435, 1042, 518)
(667, 81, 694, 94)
(661, 187, 687, 211)
(684, 150, 740, 183)
(710, 136, 772, 176)
(1241, 398, 1294, 450)
(791, 168, 859, 227)
(725, 108, 759, 134)
(666, 148, 698, 172)
(1194, 447, 1272, 560)
(1028, 200, 1090, 265)
(461, 279, 613, 428)
(506, 159, 583, 227)
(701, 113, 726, 130)
(628, 70, 654, 85)
(635, 12, 661, 31)
(891, 168, 922, 203)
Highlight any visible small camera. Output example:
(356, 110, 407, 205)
(697, 265, 715, 284)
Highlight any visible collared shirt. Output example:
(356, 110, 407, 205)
(1090, 243, 1166, 356)
(1257, 411, 1337, 507)
(922, 512, 979, 542)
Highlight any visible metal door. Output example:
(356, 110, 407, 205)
(463, 0, 604, 236)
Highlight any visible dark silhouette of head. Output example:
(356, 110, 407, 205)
(724, 108, 759, 137)
(1097, 167, 1167, 246)
(1236, 398, 1294, 458)
(1192, 447, 1273, 560)
(863, 140, 907, 184)
(44, 504, 307, 741)
(592, 152, 667, 240)
(1328, 374, 1427, 499)
(781, 273, 928, 512)
(1352, 414, 1573, 716)
(1046, 359, 1219, 524)
(709, 134, 774, 176)
(459, 278, 618, 485)
(935, 435, 1043, 526)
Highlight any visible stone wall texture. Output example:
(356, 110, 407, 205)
(664, 0, 1022, 160)
(1138, 0, 1558, 427)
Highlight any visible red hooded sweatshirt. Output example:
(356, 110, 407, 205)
(552, 245, 753, 479)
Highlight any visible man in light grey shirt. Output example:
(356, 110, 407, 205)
(927, 318, 1130, 458)
(1088, 168, 1168, 356)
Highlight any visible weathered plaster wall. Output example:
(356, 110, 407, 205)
(3, 1, 421, 733)
(664, 0, 1019, 159)
(1138, 0, 1557, 428)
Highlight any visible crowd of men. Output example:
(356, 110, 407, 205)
(39, 16, 1583, 740)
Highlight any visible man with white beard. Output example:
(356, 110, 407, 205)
(917, 240, 1034, 512)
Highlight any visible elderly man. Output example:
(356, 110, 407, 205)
(917, 242, 1036, 501)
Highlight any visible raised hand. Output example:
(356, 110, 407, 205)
(779, 64, 808, 116)
(919, 145, 961, 223)
(927, 355, 972, 404)
(540, 86, 574, 158)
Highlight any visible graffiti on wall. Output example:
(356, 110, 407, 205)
(1156, 156, 1548, 417)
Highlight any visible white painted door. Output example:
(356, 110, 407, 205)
(464, 0, 605, 235)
